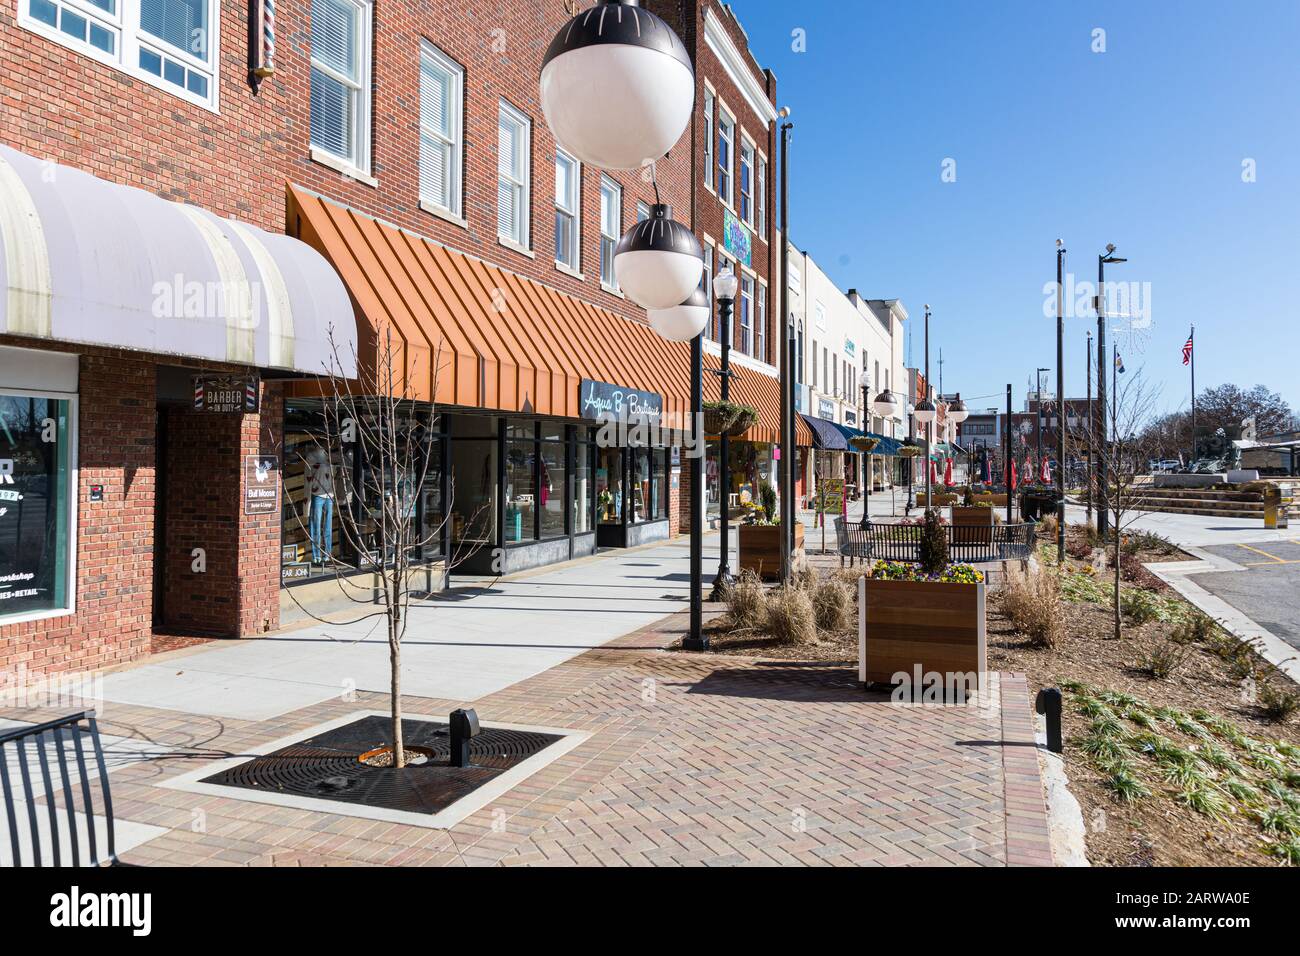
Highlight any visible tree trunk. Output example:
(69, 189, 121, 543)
(389, 607, 404, 769)
(1112, 521, 1122, 640)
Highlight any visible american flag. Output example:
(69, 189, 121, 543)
(1182, 329, 1194, 366)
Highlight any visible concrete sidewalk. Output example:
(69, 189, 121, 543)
(98, 535, 726, 721)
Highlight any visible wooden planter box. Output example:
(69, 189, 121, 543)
(739, 522, 805, 581)
(857, 578, 986, 695)
(973, 493, 1008, 507)
(951, 506, 994, 544)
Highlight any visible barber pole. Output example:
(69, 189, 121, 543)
(253, 0, 276, 79)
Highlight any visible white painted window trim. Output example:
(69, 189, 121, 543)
(702, 84, 715, 196)
(599, 174, 622, 291)
(717, 104, 735, 210)
(497, 99, 531, 250)
(755, 150, 768, 238)
(419, 40, 464, 219)
(0, 386, 78, 627)
(310, 0, 373, 177)
(19, 0, 221, 111)
(554, 148, 581, 271)
(739, 134, 755, 226)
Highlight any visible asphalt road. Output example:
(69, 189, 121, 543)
(1191, 539, 1300, 649)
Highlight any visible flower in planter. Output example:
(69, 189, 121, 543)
(869, 559, 983, 584)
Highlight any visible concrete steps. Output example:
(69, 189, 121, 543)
(1130, 485, 1294, 519)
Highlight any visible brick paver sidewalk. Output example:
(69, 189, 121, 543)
(2, 611, 1052, 866)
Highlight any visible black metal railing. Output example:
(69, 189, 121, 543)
(832, 517, 1038, 566)
(1, 711, 121, 867)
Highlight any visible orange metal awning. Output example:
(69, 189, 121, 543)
(287, 186, 806, 447)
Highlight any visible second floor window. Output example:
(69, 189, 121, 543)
(497, 101, 531, 249)
(419, 43, 463, 217)
(756, 155, 767, 234)
(701, 245, 714, 340)
(739, 140, 754, 224)
(703, 89, 714, 192)
(636, 201, 651, 223)
(554, 150, 580, 270)
(311, 0, 371, 172)
(756, 280, 767, 362)
(599, 177, 622, 290)
(739, 275, 753, 355)
(23, 0, 218, 107)
(717, 110, 733, 206)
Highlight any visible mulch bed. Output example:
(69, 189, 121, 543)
(990, 535, 1300, 867)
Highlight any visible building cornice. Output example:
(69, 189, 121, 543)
(703, 8, 778, 126)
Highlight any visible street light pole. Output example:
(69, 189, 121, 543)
(778, 110, 793, 583)
(709, 274, 738, 601)
(1096, 244, 1126, 537)
(683, 331, 706, 650)
(1055, 240, 1066, 564)
(859, 375, 871, 526)
(1085, 330, 1093, 528)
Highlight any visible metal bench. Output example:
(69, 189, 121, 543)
(1, 711, 126, 867)
(833, 516, 1038, 567)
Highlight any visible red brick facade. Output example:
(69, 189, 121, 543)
(0, 0, 777, 673)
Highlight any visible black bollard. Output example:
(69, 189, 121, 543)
(1035, 687, 1063, 754)
(449, 708, 480, 767)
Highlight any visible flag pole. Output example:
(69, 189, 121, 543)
(1189, 324, 1196, 466)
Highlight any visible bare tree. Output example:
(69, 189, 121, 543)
(280, 326, 489, 768)
(1095, 369, 1162, 640)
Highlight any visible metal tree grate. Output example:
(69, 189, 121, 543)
(201, 716, 560, 815)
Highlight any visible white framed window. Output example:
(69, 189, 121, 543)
(21, 0, 219, 109)
(554, 149, 580, 271)
(497, 100, 531, 249)
(739, 274, 754, 355)
(0, 386, 78, 626)
(636, 201, 651, 223)
(701, 244, 715, 340)
(419, 42, 464, 219)
(814, 300, 827, 331)
(717, 109, 734, 206)
(739, 138, 754, 224)
(703, 88, 715, 193)
(756, 154, 767, 234)
(599, 176, 622, 290)
(311, 0, 372, 174)
(756, 280, 767, 362)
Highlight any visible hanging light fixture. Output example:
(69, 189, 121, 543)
(614, 203, 703, 310)
(948, 397, 969, 423)
(872, 389, 901, 419)
(647, 283, 709, 342)
(540, 1, 695, 170)
(912, 399, 937, 425)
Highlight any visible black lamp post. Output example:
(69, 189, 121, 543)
(778, 108, 794, 584)
(1054, 240, 1066, 564)
(1095, 244, 1126, 537)
(1035, 366, 1049, 473)
(864, 377, 901, 525)
(905, 403, 915, 515)
(912, 305, 937, 507)
(708, 268, 739, 601)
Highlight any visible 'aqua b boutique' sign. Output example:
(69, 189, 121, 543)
(722, 208, 752, 268)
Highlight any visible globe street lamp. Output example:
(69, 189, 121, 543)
(614, 203, 703, 310)
(858, 370, 873, 526)
(708, 267, 739, 601)
(540, 1, 695, 170)
(947, 395, 968, 483)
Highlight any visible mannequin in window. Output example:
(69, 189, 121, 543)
(304, 443, 335, 564)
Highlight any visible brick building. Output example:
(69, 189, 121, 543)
(0, 0, 790, 676)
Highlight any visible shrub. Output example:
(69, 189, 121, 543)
(1120, 588, 1163, 624)
(765, 585, 817, 645)
(811, 575, 854, 633)
(1137, 641, 1189, 680)
(1038, 513, 1059, 539)
(1171, 610, 1218, 645)
(724, 571, 767, 631)
(1259, 681, 1300, 724)
(962, 484, 975, 506)
(917, 507, 949, 575)
(1000, 565, 1065, 649)
(759, 482, 777, 522)
(1122, 530, 1177, 557)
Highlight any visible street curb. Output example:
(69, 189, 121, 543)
(1147, 557, 1300, 686)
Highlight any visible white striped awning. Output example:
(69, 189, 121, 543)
(0, 143, 355, 377)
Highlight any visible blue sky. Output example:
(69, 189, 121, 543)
(732, 0, 1300, 415)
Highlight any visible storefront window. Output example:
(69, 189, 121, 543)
(596, 447, 622, 524)
(573, 438, 594, 535)
(505, 420, 536, 543)
(0, 393, 74, 621)
(540, 437, 566, 539)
